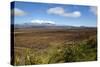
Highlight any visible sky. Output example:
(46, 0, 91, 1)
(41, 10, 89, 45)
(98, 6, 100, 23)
(11, 1, 97, 27)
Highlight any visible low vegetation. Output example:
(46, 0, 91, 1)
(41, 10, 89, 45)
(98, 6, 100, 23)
(13, 28, 97, 65)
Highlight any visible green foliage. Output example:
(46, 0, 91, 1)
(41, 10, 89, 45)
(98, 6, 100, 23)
(63, 36, 97, 62)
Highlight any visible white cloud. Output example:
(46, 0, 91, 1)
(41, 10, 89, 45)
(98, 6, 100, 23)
(62, 11, 81, 18)
(47, 7, 64, 15)
(47, 7, 81, 18)
(31, 19, 55, 24)
(90, 6, 97, 15)
(12, 8, 26, 16)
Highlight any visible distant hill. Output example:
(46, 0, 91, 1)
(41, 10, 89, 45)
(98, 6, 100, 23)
(12, 23, 97, 29)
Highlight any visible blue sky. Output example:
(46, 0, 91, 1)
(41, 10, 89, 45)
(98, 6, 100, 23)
(11, 1, 97, 27)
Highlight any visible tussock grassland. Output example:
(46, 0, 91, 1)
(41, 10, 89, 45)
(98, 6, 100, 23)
(13, 28, 97, 65)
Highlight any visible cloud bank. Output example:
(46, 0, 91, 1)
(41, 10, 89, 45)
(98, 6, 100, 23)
(12, 8, 26, 16)
(31, 19, 55, 24)
(47, 7, 81, 18)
